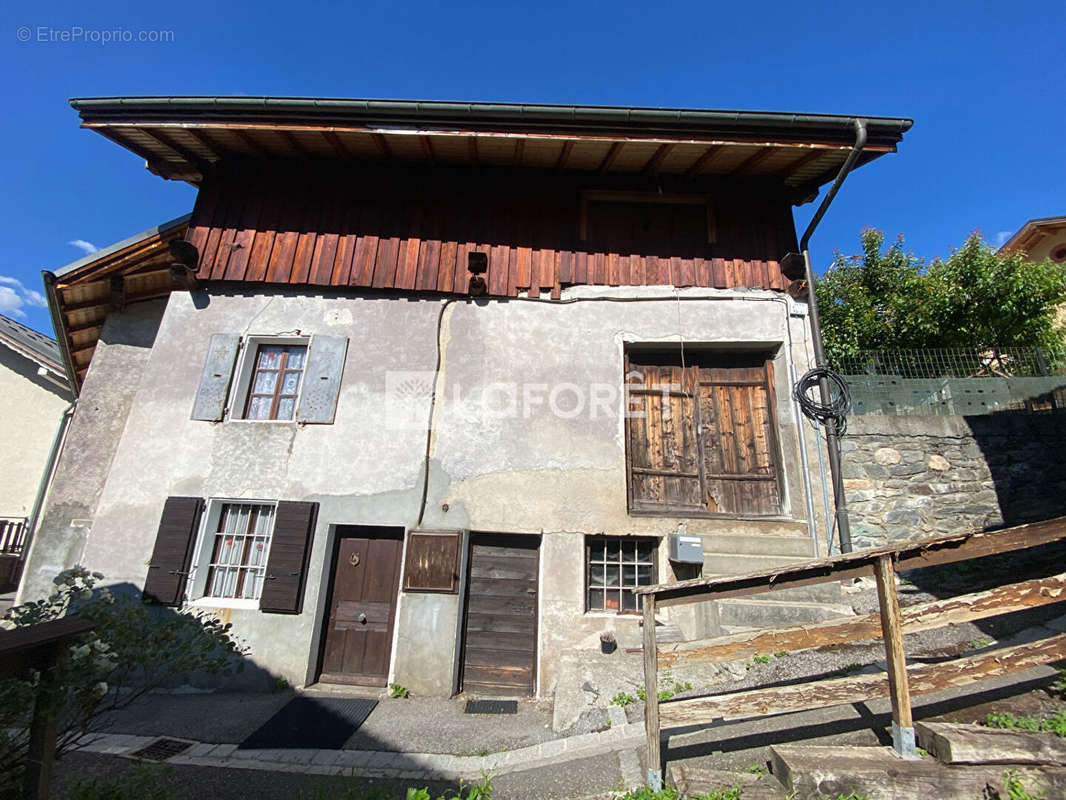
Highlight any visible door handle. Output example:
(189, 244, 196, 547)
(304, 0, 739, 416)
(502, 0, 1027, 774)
(358, 613, 367, 625)
(350, 553, 360, 567)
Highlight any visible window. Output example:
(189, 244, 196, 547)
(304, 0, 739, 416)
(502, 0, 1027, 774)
(190, 333, 348, 425)
(625, 349, 783, 517)
(188, 501, 277, 602)
(244, 344, 307, 420)
(586, 536, 657, 613)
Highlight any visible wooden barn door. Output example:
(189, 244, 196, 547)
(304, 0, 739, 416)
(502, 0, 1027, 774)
(460, 534, 540, 696)
(317, 526, 404, 686)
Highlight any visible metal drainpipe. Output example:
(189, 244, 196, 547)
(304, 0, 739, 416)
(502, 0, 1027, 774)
(20, 401, 75, 568)
(798, 118, 867, 554)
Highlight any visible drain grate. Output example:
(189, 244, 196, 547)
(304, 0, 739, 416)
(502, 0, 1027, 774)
(464, 700, 518, 715)
(128, 738, 193, 761)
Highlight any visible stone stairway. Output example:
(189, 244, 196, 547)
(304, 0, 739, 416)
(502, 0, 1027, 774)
(698, 523, 854, 637)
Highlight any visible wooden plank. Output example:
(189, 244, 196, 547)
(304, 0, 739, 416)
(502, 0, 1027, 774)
(638, 516, 1066, 607)
(875, 554, 913, 733)
(660, 633, 1066, 727)
(643, 593, 661, 786)
(659, 571, 1066, 669)
(917, 721, 1066, 766)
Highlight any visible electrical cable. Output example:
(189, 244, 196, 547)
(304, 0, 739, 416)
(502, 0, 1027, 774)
(792, 366, 852, 436)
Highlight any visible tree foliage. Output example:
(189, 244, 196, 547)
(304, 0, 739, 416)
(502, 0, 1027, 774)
(0, 568, 245, 798)
(816, 229, 1066, 364)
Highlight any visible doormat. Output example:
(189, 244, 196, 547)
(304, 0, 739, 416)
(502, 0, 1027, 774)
(239, 696, 378, 750)
(128, 738, 193, 761)
(464, 700, 518, 715)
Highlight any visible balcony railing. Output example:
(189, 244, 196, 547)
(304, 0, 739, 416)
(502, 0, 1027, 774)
(0, 517, 27, 556)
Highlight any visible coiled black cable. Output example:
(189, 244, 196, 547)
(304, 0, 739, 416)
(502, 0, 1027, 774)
(793, 367, 852, 435)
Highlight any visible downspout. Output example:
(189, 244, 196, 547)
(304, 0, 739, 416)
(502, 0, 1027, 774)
(798, 118, 867, 554)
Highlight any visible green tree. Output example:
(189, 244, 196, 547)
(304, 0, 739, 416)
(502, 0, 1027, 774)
(816, 229, 1066, 365)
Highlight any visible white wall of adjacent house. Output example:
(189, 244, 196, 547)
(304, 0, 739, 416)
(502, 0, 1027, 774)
(0, 346, 70, 519)
(28, 285, 821, 694)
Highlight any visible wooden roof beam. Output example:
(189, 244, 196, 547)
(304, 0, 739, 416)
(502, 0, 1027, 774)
(513, 138, 525, 166)
(372, 133, 392, 159)
(468, 137, 479, 164)
(323, 131, 352, 161)
(234, 129, 270, 158)
(279, 130, 311, 159)
(598, 142, 624, 172)
(642, 143, 675, 175)
(182, 128, 224, 160)
(419, 135, 436, 163)
(731, 147, 776, 175)
(555, 140, 573, 170)
(684, 145, 723, 178)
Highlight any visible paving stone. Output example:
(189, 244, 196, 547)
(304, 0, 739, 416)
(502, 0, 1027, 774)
(211, 744, 238, 759)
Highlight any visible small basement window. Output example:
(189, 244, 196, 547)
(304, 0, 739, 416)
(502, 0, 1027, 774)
(586, 536, 657, 614)
(188, 501, 277, 603)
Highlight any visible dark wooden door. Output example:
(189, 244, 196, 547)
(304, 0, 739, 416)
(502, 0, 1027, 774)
(318, 526, 403, 686)
(460, 534, 540, 696)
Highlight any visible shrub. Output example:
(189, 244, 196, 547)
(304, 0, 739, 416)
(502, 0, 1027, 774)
(0, 567, 245, 796)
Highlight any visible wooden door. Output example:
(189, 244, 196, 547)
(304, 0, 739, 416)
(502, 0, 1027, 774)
(460, 534, 540, 696)
(318, 526, 403, 686)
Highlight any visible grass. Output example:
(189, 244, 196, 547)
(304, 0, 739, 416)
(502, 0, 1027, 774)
(388, 684, 410, 699)
(752, 654, 771, 665)
(611, 691, 636, 707)
(985, 709, 1066, 738)
(968, 638, 992, 649)
(62, 764, 175, 800)
(994, 769, 1046, 800)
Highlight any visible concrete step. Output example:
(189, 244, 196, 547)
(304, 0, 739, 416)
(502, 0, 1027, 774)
(702, 533, 817, 558)
(702, 552, 812, 576)
(716, 598, 855, 629)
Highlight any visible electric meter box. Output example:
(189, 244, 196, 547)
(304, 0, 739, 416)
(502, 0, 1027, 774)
(668, 533, 704, 564)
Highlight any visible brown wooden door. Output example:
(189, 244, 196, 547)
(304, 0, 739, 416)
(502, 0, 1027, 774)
(460, 534, 540, 696)
(318, 526, 403, 686)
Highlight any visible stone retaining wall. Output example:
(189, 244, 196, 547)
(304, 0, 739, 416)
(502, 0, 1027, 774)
(841, 413, 1066, 550)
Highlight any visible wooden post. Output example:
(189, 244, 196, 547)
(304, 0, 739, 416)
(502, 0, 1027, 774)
(874, 554, 917, 759)
(643, 593, 662, 789)
(23, 643, 61, 800)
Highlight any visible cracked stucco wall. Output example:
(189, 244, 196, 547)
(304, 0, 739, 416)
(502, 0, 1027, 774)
(22, 285, 823, 694)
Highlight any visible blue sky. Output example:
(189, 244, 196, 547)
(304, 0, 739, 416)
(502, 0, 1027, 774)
(1, 0, 1063, 335)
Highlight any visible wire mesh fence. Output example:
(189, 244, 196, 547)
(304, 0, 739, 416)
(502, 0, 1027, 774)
(830, 347, 1066, 416)
(831, 347, 1056, 379)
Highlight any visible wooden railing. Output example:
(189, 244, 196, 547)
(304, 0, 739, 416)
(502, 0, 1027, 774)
(634, 516, 1066, 790)
(1, 516, 27, 555)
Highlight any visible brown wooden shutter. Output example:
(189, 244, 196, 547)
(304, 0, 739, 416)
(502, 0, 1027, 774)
(697, 359, 782, 515)
(259, 501, 318, 614)
(143, 496, 204, 606)
(626, 363, 702, 512)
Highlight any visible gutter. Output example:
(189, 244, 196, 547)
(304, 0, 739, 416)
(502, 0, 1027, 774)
(69, 96, 913, 146)
(797, 118, 868, 554)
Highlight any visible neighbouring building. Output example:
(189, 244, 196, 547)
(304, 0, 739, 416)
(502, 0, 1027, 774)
(0, 314, 73, 591)
(998, 215, 1066, 265)
(18, 97, 911, 698)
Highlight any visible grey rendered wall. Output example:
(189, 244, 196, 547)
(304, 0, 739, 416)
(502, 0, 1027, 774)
(18, 300, 166, 603)
(30, 285, 822, 694)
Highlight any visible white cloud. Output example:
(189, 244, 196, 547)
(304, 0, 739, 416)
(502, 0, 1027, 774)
(0, 275, 48, 319)
(69, 239, 99, 255)
(995, 230, 1013, 248)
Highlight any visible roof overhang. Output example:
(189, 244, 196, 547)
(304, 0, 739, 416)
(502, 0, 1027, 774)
(70, 96, 912, 202)
(998, 215, 1066, 255)
(45, 213, 191, 393)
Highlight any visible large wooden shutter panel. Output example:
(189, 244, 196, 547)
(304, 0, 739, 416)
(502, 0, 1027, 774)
(698, 361, 781, 515)
(296, 336, 348, 424)
(259, 501, 318, 614)
(143, 496, 204, 606)
(191, 334, 240, 421)
(626, 364, 702, 511)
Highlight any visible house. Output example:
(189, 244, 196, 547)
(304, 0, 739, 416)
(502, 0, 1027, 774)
(998, 215, 1066, 264)
(0, 314, 73, 592)
(18, 97, 911, 698)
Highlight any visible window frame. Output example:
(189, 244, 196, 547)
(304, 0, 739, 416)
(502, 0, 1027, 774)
(584, 535, 659, 615)
(228, 335, 310, 422)
(186, 498, 278, 609)
(623, 347, 787, 520)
